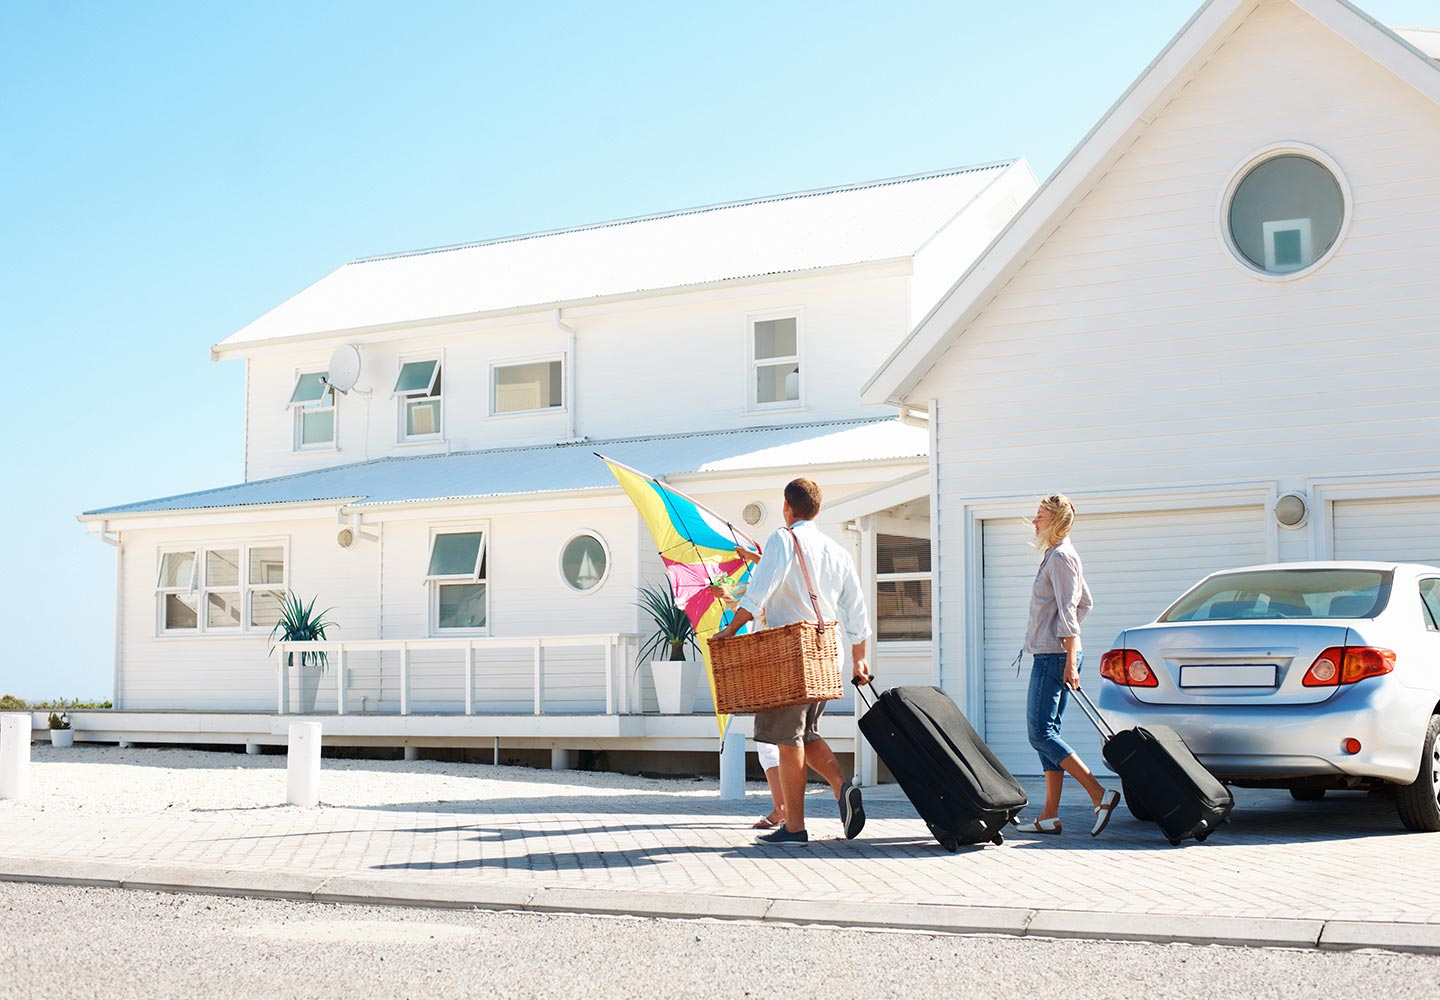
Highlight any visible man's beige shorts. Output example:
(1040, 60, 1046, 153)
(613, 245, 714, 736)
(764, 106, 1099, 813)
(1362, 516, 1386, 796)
(753, 700, 827, 747)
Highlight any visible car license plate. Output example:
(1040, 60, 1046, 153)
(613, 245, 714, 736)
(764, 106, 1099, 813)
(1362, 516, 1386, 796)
(1179, 664, 1277, 688)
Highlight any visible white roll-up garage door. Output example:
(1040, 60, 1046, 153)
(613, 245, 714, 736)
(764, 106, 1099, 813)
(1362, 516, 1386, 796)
(1332, 497, 1440, 565)
(981, 506, 1268, 776)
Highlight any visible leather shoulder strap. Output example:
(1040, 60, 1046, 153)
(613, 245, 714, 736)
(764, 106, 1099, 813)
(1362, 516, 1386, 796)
(783, 526, 827, 627)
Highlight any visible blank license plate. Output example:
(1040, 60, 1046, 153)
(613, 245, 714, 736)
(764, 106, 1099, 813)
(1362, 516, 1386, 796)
(1179, 664, 1277, 688)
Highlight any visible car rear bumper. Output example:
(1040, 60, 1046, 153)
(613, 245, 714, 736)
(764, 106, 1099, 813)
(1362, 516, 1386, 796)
(1095, 682, 1423, 785)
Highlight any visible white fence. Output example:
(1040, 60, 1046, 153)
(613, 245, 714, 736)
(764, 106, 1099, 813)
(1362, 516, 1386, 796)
(273, 635, 643, 716)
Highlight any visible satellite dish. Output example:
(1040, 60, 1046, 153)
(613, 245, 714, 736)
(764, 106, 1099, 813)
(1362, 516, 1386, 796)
(325, 344, 362, 394)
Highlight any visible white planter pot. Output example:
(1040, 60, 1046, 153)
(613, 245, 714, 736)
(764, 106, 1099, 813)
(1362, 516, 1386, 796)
(292, 656, 324, 713)
(650, 659, 700, 715)
(50, 729, 75, 748)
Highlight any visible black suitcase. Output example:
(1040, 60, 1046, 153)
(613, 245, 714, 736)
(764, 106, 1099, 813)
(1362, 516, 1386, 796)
(855, 681, 1027, 851)
(1073, 688, 1233, 845)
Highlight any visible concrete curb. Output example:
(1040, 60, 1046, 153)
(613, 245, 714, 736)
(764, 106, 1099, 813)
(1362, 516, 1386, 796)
(1, 857, 1436, 954)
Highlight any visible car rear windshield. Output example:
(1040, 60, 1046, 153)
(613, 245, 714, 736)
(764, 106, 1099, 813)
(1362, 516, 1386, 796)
(1160, 569, 1393, 622)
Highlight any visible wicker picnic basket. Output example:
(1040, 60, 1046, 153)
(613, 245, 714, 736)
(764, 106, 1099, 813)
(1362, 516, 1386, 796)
(708, 528, 843, 714)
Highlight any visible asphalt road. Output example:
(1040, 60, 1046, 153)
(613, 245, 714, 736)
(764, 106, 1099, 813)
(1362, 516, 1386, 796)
(1, 882, 1433, 999)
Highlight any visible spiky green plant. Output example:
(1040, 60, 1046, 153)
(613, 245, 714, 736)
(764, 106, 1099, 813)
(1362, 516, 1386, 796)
(636, 579, 696, 662)
(268, 592, 337, 672)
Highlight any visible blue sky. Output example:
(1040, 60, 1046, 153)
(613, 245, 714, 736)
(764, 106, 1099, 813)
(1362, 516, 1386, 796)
(1, 0, 1433, 700)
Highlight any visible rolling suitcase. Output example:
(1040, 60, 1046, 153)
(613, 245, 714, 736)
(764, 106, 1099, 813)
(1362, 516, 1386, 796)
(854, 680, 1027, 851)
(1073, 687, 1233, 845)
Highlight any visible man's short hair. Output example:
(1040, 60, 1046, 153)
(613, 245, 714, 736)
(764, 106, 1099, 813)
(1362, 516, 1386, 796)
(785, 478, 822, 520)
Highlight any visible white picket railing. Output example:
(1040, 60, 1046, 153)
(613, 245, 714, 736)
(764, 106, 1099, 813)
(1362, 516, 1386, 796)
(273, 634, 644, 716)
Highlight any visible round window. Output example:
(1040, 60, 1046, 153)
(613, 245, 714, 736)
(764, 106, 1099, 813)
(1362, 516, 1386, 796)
(560, 533, 608, 592)
(1226, 153, 1345, 276)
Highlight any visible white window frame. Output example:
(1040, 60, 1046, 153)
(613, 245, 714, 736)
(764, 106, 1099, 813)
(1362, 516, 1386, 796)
(875, 533, 932, 644)
(394, 353, 444, 444)
(489, 354, 566, 417)
(558, 529, 610, 594)
(155, 539, 289, 637)
(289, 369, 337, 452)
(746, 310, 804, 412)
(1216, 142, 1352, 283)
(426, 522, 489, 635)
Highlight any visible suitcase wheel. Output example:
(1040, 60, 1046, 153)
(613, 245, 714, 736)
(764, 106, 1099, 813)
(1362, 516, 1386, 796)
(1195, 831, 1209, 843)
(991, 831, 1005, 846)
(1167, 837, 1183, 847)
(941, 838, 959, 853)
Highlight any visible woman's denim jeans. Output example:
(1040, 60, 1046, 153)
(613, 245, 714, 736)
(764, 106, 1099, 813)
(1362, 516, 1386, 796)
(1027, 652, 1082, 773)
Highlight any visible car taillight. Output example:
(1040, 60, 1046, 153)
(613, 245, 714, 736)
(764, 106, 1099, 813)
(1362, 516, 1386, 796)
(1099, 649, 1158, 688)
(1302, 646, 1395, 687)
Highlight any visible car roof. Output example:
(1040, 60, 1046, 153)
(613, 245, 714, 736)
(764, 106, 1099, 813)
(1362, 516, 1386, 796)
(1198, 561, 1440, 576)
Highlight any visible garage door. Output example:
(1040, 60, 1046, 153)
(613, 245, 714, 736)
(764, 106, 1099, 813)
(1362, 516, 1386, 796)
(1332, 498, 1440, 565)
(981, 506, 1268, 776)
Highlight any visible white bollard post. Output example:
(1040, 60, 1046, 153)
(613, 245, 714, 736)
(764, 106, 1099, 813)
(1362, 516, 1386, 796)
(0, 714, 31, 801)
(719, 733, 746, 801)
(286, 722, 322, 807)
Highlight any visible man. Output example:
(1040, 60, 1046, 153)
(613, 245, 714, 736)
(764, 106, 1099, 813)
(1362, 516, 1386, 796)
(712, 478, 872, 847)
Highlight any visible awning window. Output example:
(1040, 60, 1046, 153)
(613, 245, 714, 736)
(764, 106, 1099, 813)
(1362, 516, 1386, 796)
(393, 360, 440, 397)
(288, 372, 331, 406)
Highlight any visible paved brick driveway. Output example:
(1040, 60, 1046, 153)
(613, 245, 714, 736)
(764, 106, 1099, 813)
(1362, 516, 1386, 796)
(0, 751, 1433, 926)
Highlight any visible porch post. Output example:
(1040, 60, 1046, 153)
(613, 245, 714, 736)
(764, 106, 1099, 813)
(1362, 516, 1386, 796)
(336, 646, 346, 716)
(464, 644, 475, 716)
(533, 640, 545, 715)
(604, 638, 615, 715)
(857, 515, 879, 787)
(399, 643, 410, 716)
(275, 644, 288, 715)
(0, 714, 31, 801)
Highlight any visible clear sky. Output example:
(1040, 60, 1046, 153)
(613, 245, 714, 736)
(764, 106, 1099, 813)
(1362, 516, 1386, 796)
(1, 0, 1434, 701)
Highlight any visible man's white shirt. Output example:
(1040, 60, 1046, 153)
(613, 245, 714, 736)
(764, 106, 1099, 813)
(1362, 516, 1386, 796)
(736, 520, 871, 653)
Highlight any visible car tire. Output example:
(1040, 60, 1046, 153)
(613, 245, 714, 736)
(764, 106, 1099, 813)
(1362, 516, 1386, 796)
(1289, 787, 1326, 801)
(1396, 715, 1440, 833)
(1122, 780, 1152, 822)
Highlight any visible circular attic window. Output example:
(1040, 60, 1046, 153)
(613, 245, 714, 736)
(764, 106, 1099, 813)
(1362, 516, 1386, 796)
(1224, 148, 1347, 278)
(560, 532, 609, 593)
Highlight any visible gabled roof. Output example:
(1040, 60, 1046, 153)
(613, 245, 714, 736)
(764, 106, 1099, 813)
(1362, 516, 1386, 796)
(862, 0, 1440, 407)
(80, 417, 927, 519)
(216, 162, 1022, 355)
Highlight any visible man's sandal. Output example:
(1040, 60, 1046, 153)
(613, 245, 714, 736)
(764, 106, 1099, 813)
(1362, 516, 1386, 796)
(1013, 817, 1062, 835)
(1090, 789, 1120, 837)
(751, 816, 780, 830)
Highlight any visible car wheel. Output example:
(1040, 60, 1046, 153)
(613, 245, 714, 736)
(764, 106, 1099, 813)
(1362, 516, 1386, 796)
(1289, 787, 1326, 802)
(1396, 715, 1440, 833)
(1122, 780, 1152, 822)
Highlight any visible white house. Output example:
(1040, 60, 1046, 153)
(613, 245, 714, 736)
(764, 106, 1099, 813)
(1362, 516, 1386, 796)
(859, 0, 1440, 775)
(75, 162, 1037, 767)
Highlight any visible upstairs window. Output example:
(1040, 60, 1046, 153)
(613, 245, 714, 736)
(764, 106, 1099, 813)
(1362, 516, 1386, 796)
(751, 315, 801, 408)
(426, 528, 487, 632)
(289, 371, 335, 450)
(156, 542, 287, 635)
(876, 533, 932, 642)
(493, 358, 564, 415)
(1224, 148, 1347, 278)
(393, 358, 442, 441)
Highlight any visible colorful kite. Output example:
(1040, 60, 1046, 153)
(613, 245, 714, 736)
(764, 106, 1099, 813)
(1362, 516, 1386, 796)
(597, 454, 761, 734)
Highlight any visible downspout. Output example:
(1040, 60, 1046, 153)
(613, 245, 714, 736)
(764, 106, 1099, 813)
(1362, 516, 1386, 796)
(554, 308, 579, 443)
(95, 522, 123, 709)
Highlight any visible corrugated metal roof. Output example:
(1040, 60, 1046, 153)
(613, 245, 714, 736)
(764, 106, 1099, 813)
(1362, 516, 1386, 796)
(82, 418, 928, 518)
(217, 163, 1016, 350)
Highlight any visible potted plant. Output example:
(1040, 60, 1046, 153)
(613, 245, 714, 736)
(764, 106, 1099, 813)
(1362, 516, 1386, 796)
(269, 592, 337, 714)
(637, 580, 700, 714)
(48, 712, 74, 748)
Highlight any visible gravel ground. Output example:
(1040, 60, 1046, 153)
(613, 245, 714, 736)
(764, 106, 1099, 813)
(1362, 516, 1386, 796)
(4, 745, 727, 816)
(1, 881, 1434, 1000)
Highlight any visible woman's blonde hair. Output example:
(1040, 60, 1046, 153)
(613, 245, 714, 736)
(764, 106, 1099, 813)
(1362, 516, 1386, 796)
(1030, 493, 1076, 551)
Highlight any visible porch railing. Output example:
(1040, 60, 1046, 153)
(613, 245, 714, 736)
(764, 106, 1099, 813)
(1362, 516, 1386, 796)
(273, 635, 643, 716)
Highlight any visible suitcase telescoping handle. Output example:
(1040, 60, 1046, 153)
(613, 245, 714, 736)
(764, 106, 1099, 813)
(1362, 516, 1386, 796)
(1071, 685, 1117, 742)
(850, 673, 878, 709)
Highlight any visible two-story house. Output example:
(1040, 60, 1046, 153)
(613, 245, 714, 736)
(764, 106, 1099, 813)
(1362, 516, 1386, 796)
(76, 161, 1037, 769)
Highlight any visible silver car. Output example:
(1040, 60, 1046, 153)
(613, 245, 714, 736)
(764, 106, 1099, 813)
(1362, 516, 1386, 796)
(1097, 562, 1440, 831)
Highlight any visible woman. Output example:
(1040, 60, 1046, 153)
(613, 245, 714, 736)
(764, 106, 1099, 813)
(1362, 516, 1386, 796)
(1013, 494, 1119, 837)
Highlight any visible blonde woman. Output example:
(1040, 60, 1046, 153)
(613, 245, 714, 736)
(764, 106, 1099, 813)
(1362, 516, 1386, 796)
(1014, 494, 1119, 837)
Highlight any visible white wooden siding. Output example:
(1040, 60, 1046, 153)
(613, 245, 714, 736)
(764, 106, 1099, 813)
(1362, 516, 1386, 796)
(914, 0, 1440, 724)
(1332, 498, 1440, 565)
(980, 506, 1267, 775)
(244, 273, 912, 482)
(116, 516, 379, 711)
